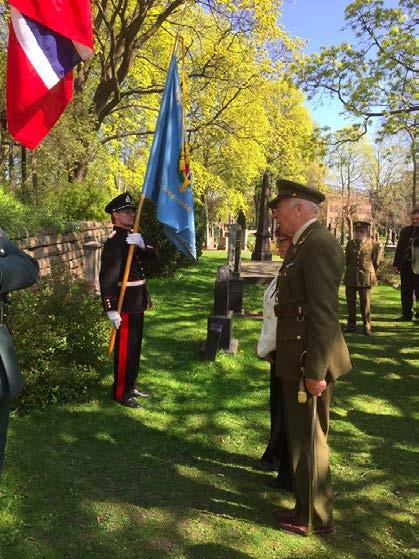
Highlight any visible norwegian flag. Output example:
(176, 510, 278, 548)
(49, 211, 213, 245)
(6, 0, 94, 150)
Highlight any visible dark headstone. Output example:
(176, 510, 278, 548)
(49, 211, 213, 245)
(202, 322, 222, 361)
(213, 265, 230, 315)
(252, 171, 272, 261)
(204, 265, 238, 356)
(229, 278, 244, 314)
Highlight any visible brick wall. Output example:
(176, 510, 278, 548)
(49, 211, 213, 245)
(12, 221, 113, 279)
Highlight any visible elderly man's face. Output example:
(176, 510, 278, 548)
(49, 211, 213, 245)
(273, 198, 299, 237)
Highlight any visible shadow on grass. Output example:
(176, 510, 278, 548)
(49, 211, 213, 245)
(0, 255, 416, 558)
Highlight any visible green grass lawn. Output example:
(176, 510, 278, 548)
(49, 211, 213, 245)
(0, 251, 417, 559)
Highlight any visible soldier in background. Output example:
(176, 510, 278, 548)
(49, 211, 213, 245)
(393, 208, 419, 321)
(344, 221, 382, 335)
(99, 193, 157, 409)
(0, 229, 39, 475)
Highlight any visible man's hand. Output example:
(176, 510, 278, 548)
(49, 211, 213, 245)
(107, 310, 122, 329)
(126, 232, 145, 249)
(305, 377, 327, 396)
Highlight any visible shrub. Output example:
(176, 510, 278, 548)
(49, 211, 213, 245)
(0, 188, 66, 236)
(8, 264, 108, 412)
(377, 252, 400, 288)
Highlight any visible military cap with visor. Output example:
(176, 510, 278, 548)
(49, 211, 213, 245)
(105, 193, 137, 214)
(353, 221, 371, 231)
(268, 179, 325, 209)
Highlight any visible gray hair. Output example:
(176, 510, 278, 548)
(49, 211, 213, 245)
(288, 198, 320, 215)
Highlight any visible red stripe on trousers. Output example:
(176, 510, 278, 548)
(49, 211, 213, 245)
(116, 312, 129, 401)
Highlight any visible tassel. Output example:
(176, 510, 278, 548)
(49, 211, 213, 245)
(184, 143, 191, 166)
(179, 150, 186, 172)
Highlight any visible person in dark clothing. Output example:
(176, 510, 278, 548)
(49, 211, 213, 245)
(99, 193, 157, 409)
(393, 208, 419, 321)
(257, 234, 292, 492)
(0, 229, 39, 475)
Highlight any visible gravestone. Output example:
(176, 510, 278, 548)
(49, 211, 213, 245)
(217, 224, 227, 250)
(227, 224, 242, 272)
(203, 265, 238, 360)
(252, 171, 272, 261)
(83, 240, 103, 293)
(229, 227, 244, 314)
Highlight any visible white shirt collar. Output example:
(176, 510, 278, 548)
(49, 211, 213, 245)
(293, 218, 318, 245)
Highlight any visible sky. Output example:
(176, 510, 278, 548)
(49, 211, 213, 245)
(278, 0, 398, 131)
(279, 0, 353, 130)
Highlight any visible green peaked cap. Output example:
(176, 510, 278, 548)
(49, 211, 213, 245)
(268, 179, 325, 209)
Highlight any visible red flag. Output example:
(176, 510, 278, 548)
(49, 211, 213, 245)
(6, 1, 94, 150)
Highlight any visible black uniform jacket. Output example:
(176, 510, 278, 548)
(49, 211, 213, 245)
(393, 226, 419, 270)
(99, 227, 157, 313)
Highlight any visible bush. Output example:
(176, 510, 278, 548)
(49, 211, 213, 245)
(8, 264, 107, 412)
(377, 252, 400, 288)
(0, 188, 66, 236)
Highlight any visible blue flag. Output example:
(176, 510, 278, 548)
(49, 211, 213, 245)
(142, 55, 196, 260)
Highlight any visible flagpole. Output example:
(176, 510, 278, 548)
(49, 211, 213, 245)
(108, 194, 146, 353)
(108, 0, 189, 353)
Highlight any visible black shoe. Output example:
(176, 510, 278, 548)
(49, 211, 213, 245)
(130, 387, 150, 398)
(394, 316, 413, 322)
(345, 325, 356, 332)
(267, 474, 293, 493)
(118, 396, 141, 409)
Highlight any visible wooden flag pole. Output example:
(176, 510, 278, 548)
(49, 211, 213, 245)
(108, 194, 146, 353)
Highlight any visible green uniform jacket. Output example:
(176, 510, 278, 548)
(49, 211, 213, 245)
(0, 235, 39, 398)
(275, 221, 352, 382)
(343, 238, 382, 288)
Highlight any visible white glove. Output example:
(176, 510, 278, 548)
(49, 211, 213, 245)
(126, 232, 145, 249)
(107, 311, 122, 329)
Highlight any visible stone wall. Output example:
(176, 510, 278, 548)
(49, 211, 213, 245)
(12, 221, 113, 280)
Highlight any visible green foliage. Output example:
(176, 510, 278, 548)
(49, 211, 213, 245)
(9, 265, 106, 411)
(377, 252, 400, 288)
(298, 0, 415, 140)
(0, 188, 67, 235)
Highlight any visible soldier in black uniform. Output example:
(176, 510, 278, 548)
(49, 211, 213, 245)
(99, 193, 157, 409)
(393, 208, 419, 321)
(0, 228, 39, 475)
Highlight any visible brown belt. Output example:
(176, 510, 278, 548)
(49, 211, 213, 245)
(274, 303, 308, 318)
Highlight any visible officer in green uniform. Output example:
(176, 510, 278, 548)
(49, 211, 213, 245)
(0, 229, 39, 475)
(344, 221, 382, 335)
(269, 179, 352, 536)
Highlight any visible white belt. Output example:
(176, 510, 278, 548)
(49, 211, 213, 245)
(118, 279, 145, 286)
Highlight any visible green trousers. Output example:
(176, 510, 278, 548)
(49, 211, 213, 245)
(282, 381, 335, 528)
(345, 286, 372, 331)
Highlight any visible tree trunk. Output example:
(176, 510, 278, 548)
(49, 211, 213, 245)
(21, 146, 27, 197)
(340, 213, 345, 245)
(31, 151, 39, 201)
(8, 143, 15, 188)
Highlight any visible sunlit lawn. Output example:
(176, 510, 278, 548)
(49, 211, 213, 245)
(0, 251, 416, 558)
